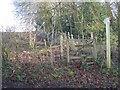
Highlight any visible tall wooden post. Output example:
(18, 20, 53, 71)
(67, 39, 70, 63)
(104, 18, 111, 68)
(60, 34, 63, 58)
(71, 34, 73, 39)
(29, 31, 35, 49)
(91, 32, 97, 60)
(71, 34, 74, 40)
(68, 32, 70, 39)
(67, 32, 70, 63)
(16, 39, 19, 61)
(71, 34, 74, 45)
(44, 39, 48, 56)
(91, 32, 93, 39)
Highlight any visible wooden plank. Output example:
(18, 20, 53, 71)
(40, 48, 50, 52)
(69, 39, 94, 46)
(92, 39, 97, 60)
(87, 56, 93, 59)
(69, 56, 81, 60)
(49, 45, 60, 49)
(44, 39, 48, 56)
(87, 62, 94, 65)
(75, 44, 93, 47)
(72, 39, 93, 42)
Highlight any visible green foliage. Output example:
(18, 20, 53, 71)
(2, 58, 14, 80)
(67, 70, 75, 77)
(50, 64, 61, 79)
(52, 73, 59, 79)
(16, 75, 23, 81)
(81, 62, 92, 71)
(2, 46, 9, 60)
(95, 56, 104, 66)
(102, 64, 118, 77)
(102, 68, 110, 76)
(13, 2, 118, 45)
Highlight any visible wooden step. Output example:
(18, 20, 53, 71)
(86, 56, 93, 59)
(86, 56, 93, 61)
(80, 54, 87, 57)
(75, 44, 93, 47)
(69, 56, 81, 60)
(86, 61, 94, 65)
(49, 45, 60, 49)
(75, 44, 84, 47)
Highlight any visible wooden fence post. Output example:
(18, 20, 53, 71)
(16, 39, 19, 61)
(60, 34, 63, 58)
(29, 31, 32, 48)
(44, 39, 48, 56)
(67, 40, 70, 63)
(93, 38, 97, 60)
(29, 31, 35, 49)
(91, 32, 97, 60)
(68, 32, 70, 39)
(91, 32, 93, 39)
(71, 34, 74, 44)
(104, 17, 111, 68)
(67, 32, 70, 63)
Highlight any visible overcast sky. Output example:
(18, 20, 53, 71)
(0, 0, 17, 27)
(0, 0, 26, 32)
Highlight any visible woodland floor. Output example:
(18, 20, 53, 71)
(2, 50, 119, 88)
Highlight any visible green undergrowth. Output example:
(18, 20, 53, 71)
(94, 56, 118, 77)
(2, 55, 118, 83)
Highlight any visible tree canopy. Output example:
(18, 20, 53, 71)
(13, 1, 119, 43)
